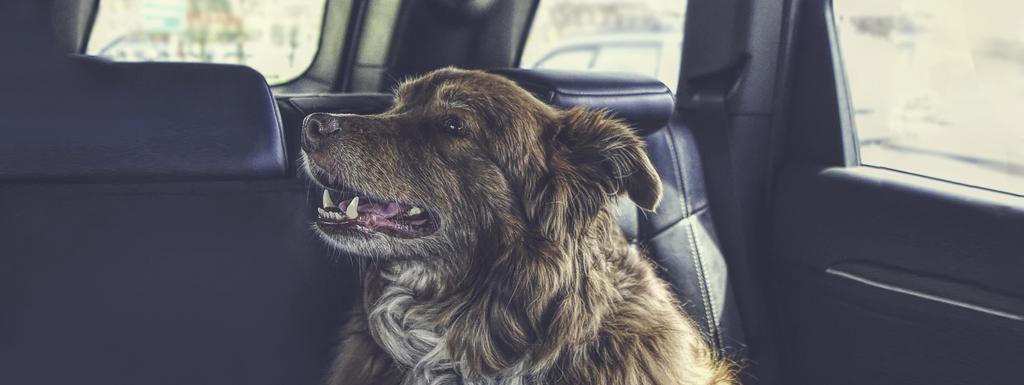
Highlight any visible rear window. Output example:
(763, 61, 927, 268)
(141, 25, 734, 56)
(834, 0, 1024, 195)
(520, 0, 687, 92)
(86, 0, 328, 85)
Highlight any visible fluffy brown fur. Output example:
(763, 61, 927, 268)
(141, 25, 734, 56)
(301, 67, 735, 385)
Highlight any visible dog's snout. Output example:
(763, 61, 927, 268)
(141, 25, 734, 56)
(303, 113, 341, 151)
(306, 113, 340, 135)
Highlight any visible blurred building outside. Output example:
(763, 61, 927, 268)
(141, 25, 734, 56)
(88, 0, 324, 84)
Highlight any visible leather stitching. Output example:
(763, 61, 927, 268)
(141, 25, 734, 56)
(643, 204, 708, 241)
(663, 125, 722, 351)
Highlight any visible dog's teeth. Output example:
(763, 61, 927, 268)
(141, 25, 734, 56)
(407, 207, 422, 216)
(317, 207, 328, 217)
(322, 190, 335, 208)
(346, 196, 359, 219)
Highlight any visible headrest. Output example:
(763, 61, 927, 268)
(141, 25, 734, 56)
(491, 68, 675, 136)
(0, 56, 286, 182)
(286, 93, 395, 116)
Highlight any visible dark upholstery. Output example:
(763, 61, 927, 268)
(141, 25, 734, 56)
(0, 56, 286, 182)
(0, 59, 745, 384)
(0, 181, 355, 385)
(281, 69, 749, 359)
(642, 117, 748, 357)
(0, 56, 353, 385)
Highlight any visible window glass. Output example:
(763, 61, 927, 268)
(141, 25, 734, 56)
(520, 0, 686, 92)
(535, 47, 596, 70)
(593, 44, 661, 76)
(834, 0, 1024, 195)
(86, 0, 328, 85)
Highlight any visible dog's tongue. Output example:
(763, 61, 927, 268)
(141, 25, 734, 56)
(360, 201, 403, 218)
(319, 190, 433, 238)
(350, 200, 428, 231)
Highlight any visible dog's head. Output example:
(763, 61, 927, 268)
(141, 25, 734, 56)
(302, 68, 664, 376)
(301, 67, 661, 261)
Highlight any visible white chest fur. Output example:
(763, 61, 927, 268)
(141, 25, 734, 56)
(365, 264, 526, 385)
(366, 264, 459, 384)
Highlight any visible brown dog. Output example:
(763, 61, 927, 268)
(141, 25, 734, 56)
(301, 67, 734, 385)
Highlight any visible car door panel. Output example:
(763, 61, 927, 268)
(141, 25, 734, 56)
(770, 0, 1024, 383)
(772, 166, 1024, 384)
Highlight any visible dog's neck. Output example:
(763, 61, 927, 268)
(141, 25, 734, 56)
(361, 261, 455, 380)
(360, 211, 627, 384)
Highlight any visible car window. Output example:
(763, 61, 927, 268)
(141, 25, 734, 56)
(834, 0, 1024, 195)
(520, 0, 686, 92)
(535, 47, 597, 70)
(593, 44, 661, 76)
(86, 0, 329, 85)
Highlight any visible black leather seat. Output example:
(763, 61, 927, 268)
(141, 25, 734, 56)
(0, 56, 356, 385)
(282, 69, 749, 361)
(1, 56, 286, 181)
(3, 3, 744, 382)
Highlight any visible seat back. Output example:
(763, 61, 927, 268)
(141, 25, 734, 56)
(0, 57, 355, 385)
(2, 56, 286, 181)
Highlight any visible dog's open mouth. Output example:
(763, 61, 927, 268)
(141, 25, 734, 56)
(316, 187, 438, 239)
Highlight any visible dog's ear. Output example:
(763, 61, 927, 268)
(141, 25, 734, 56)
(444, 108, 653, 377)
(527, 107, 662, 238)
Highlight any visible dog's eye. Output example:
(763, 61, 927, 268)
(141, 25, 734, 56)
(441, 116, 466, 137)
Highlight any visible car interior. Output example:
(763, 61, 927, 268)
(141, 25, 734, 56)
(2, 0, 1022, 384)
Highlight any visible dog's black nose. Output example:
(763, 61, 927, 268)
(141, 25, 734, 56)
(302, 112, 340, 151)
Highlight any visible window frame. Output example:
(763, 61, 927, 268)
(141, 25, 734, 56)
(826, 0, 862, 168)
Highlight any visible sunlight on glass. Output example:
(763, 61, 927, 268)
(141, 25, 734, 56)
(521, 0, 687, 92)
(835, 0, 1024, 195)
(87, 0, 326, 85)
